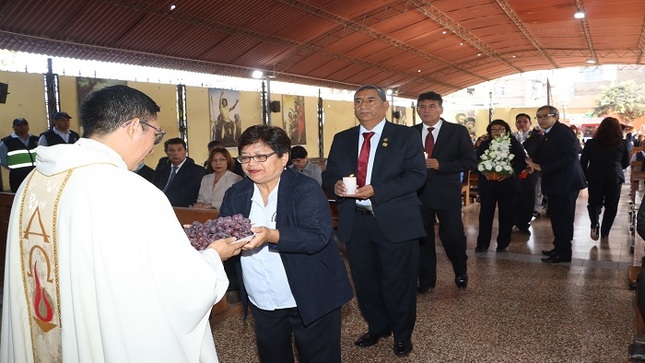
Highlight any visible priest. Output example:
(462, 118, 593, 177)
(0, 85, 243, 362)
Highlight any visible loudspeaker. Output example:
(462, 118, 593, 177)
(0, 83, 8, 104)
(270, 100, 281, 113)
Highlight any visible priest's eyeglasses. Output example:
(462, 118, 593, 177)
(140, 121, 166, 145)
(237, 152, 277, 164)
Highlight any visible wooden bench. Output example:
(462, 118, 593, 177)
(0, 193, 235, 320)
(627, 186, 645, 358)
(172, 207, 232, 317)
(0, 192, 14, 282)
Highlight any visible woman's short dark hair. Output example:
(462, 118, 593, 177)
(486, 119, 512, 137)
(238, 125, 291, 157)
(80, 85, 160, 138)
(205, 147, 234, 173)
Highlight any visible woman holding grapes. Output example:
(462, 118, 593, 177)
(219, 124, 353, 363)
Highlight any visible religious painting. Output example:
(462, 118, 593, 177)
(76, 78, 126, 115)
(392, 106, 408, 125)
(282, 95, 306, 145)
(455, 111, 477, 138)
(209, 89, 241, 147)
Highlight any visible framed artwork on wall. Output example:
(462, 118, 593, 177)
(209, 89, 241, 147)
(76, 78, 126, 116)
(282, 95, 306, 145)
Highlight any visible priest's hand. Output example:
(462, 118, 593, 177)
(208, 237, 243, 260)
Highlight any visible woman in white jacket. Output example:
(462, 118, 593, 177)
(194, 147, 242, 210)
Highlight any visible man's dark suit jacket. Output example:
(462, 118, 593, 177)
(413, 120, 476, 210)
(219, 168, 353, 326)
(521, 130, 542, 159)
(322, 121, 427, 243)
(534, 121, 586, 195)
(153, 158, 206, 207)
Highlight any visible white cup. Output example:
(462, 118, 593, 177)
(343, 176, 357, 194)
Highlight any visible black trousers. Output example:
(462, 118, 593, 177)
(250, 304, 342, 363)
(587, 180, 622, 237)
(477, 192, 518, 250)
(9, 167, 34, 193)
(346, 211, 418, 342)
(515, 174, 538, 230)
(418, 207, 468, 288)
(546, 190, 580, 257)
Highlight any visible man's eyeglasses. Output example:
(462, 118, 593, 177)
(140, 121, 166, 145)
(535, 114, 555, 120)
(237, 152, 277, 164)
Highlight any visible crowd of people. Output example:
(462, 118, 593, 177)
(0, 83, 635, 362)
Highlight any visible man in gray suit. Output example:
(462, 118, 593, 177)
(413, 92, 476, 292)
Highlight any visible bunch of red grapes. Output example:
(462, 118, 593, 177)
(184, 214, 253, 251)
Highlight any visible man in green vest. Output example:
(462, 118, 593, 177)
(0, 118, 39, 192)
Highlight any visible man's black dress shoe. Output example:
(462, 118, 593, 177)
(475, 246, 488, 253)
(541, 248, 556, 256)
(354, 331, 391, 347)
(393, 340, 413, 357)
(417, 285, 434, 294)
(541, 254, 571, 263)
(496, 246, 508, 252)
(455, 273, 468, 288)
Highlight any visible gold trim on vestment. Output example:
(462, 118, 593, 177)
(18, 169, 73, 363)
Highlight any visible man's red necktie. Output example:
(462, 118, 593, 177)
(424, 127, 435, 158)
(357, 132, 374, 187)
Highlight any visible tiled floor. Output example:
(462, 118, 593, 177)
(0, 186, 639, 362)
(212, 186, 640, 362)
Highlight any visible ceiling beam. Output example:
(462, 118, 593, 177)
(410, 0, 523, 73)
(574, 0, 598, 64)
(274, 0, 488, 83)
(494, 0, 560, 69)
(637, 19, 645, 64)
(104, 0, 458, 93)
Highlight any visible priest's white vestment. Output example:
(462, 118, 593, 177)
(1, 139, 228, 362)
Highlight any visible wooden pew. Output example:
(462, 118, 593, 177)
(0, 194, 235, 320)
(461, 171, 470, 206)
(468, 170, 479, 205)
(628, 187, 645, 358)
(0, 192, 14, 282)
(172, 207, 239, 319)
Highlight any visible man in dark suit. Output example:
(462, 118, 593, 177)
(513, 113, 542, 234)
(413, 92, 476, 292)
(153, 138, 206, 207)
(526, 106, 587, 263)
(322, 84, 426, 357)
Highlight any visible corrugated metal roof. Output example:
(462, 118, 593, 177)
(0, 0, 643, 97)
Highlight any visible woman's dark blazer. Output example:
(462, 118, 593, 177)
(219, 167, 353, 326)
(580, 138, 630, 184)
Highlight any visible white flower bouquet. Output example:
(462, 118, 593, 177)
(477, 134, 515, 181)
